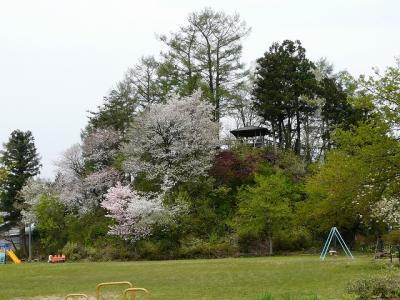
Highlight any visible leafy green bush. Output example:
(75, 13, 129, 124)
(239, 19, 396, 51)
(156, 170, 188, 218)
(138, 240, 164, 259)
(383, 230, 400, 246)
(35, 195, 67, 254)
(179, 237, 237, 258)
(348, 273, 400, 299)
(62, 242, 87, 261)
(274, 228, 313, 252)
(62, 239, 135, 261)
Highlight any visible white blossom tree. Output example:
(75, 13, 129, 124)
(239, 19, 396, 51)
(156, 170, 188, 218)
(123, 90, 219, 190)
(101, 182, 171, 241)
(373, 196, 400, 226)
(20, 178, 55, 223)
(82, 128, 120, 170)
(56, 143, 121, 213)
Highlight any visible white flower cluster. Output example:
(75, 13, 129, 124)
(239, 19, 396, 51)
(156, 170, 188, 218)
(56, 140, 121, 214)
(373, 196, 400, 226)
(82, 128, 120, 170)
(124, 90, 219, 190)
(20, 178, 54, 223)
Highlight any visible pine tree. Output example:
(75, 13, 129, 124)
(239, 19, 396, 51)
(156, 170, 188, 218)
(253, 40, 319, 154)
(0, 130, 41, 223)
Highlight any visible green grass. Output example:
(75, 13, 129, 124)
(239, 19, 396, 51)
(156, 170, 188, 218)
(0, 255, 390, 300)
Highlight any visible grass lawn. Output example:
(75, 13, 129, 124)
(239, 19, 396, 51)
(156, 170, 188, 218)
(0, 255, 390, 300)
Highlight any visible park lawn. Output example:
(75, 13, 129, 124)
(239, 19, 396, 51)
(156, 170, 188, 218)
(0, 255, 389, 300)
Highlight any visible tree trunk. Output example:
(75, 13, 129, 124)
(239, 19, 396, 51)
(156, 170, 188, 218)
(203, 38, 215, 121)
(271, 122, 277, 151)
(295, 109, 301, 155)
(278, 118, 284, 148)
(215, 48, 221, 123)
(268, 231, 273, 255)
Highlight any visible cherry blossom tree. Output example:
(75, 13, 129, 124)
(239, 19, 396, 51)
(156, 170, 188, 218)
(101, 182, 171, 241)
(55, 143, 85, 178)
(82, 128, 120, 170)
(20, 178, 54, 223)
(123, 90, 219, 190)
(56, 144, 121, 213)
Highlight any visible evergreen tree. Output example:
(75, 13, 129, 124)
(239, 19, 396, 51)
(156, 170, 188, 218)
(253, 40, 318, 154)
(87, 81, 138, 135)
(0, 130, 41, 223)
(160, 8, 250, 122)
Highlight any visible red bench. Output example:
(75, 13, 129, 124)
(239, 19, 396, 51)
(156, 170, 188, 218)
(48, 254, 66, 263)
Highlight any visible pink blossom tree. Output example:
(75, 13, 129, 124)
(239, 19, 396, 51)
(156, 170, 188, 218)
(101, 182, 171, 241)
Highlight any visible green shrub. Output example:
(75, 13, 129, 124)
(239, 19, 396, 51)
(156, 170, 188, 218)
(62, 242, 87, 261)
(62, 239, 135, 262)
(383, 230, 400, 246)
(138, 240, 164, 259)
(88, 243, 133, 261)
(35, 195, 67, 254)
(179, 237, 236, 258)
(348, 273, 400, 299)
(274, 228, 313, 252)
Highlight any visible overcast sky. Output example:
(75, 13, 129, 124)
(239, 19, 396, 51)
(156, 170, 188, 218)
(1, 0, 399, 178)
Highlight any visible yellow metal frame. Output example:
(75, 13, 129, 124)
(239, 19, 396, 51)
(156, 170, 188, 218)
(64, 294, 89, 300)
(124, 288, 150, 300)
(95, 281, 133, 300)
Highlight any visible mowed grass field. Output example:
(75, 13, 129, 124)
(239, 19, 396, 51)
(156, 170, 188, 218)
(0, 255, 390, 300)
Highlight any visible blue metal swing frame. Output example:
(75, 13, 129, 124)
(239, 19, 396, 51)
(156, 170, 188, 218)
(320, 227, 354, 260)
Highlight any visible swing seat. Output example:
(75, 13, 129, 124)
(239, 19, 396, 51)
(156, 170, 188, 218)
(329, 250, 337, 256)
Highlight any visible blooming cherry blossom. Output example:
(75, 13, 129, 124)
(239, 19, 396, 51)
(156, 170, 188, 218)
(101, 182, 170, 241)
(124, 90, 219, 189)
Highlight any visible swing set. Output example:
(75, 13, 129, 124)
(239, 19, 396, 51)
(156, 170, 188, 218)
(320, 227, 354, 260)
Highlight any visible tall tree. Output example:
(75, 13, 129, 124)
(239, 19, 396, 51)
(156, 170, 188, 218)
(358, 58, 400, 129)
(125, 56, 166, 108)
(123, 90, 219, 190)
(0, 130, 41, 256)
(303, 119, 400, 239)
(87, 80, 138, 134)
(160, 8, 250, 122)
(229, 77, 260, 128)
(253, 40, 319, 155)
(0, 130, 41, 222)
(302, 59, 357, 160)
(159, 27, 201, 96)
(233, 172, 301, 255)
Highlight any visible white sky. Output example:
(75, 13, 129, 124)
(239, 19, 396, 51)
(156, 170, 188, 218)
(0, 0, 399, 178)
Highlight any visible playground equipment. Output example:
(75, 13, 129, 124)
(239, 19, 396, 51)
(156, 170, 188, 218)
(7, 249, 21, 264)
(0, 242, 21, 264)
(0, 250, 5, 264)
(96, 281, 133, 300)
(124, 288, 150, 300)
(320, 227, 354, 260)
(65, 281, 150, 300)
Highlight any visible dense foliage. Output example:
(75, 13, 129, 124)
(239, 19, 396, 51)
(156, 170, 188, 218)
(1, 8, 400, 261)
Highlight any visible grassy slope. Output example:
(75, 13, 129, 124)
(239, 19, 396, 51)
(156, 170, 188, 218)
(0, 255, 388, 300)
